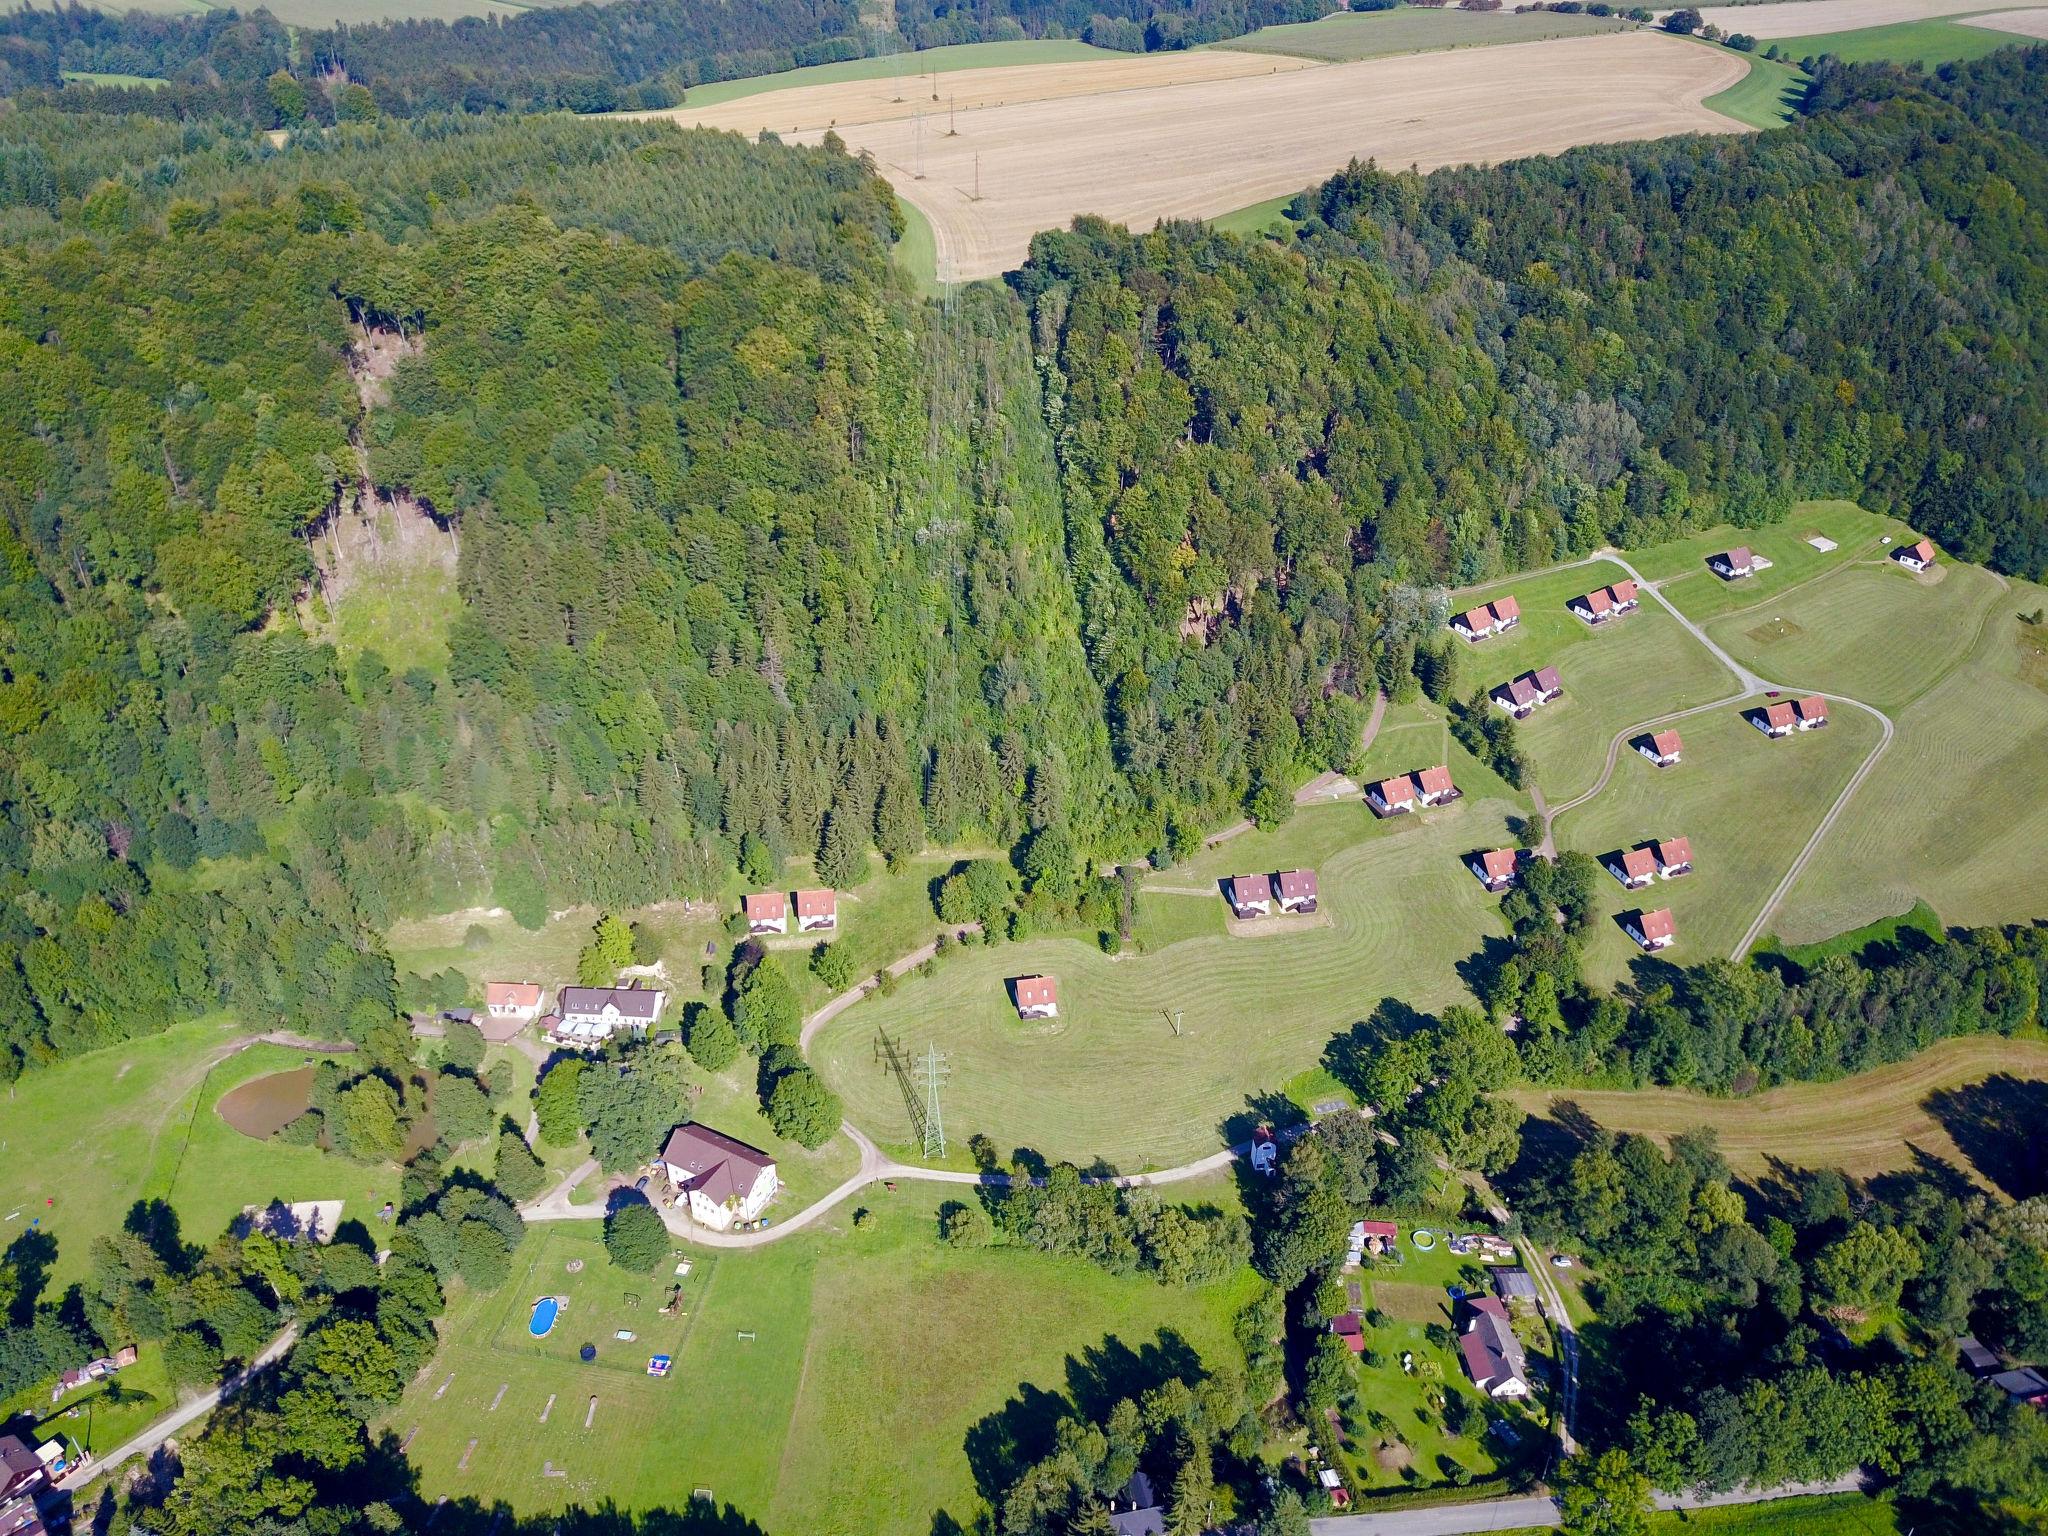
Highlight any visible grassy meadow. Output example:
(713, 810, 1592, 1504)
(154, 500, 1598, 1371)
(1702, 48, 1809, 127)
(0, 1020, 403, 1292)
(1218, 4, 1626, 60)
(1554, 703, 1881, 982)
(1710, 559, 2048, 941)
(1772, 14, 2024, 65)
(1333, 1239, 1551, 1495)
(1626, 500, 1908, 622)
(678, 39, 1118, 108)
(1453, 557, 1740, 803)
(1496, 1491, 1902, 1535)
(1510, 1035, 2048, 1187)
(813, 794, 1517, 1170)
(389, 1186, 1255, 1535)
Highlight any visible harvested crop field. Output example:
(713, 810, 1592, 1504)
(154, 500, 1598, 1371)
(1221, 5, 1628, 60)
(643, 49, 1316, 137)
(1960, 5, 2048, 33)
(1687, 0, 2019, 36)
(1510, 1036, 2048, 1189)
(792, 32, 1747, 279)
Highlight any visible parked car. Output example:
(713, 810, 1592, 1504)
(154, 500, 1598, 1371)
(1551, 1254, 1576, 1269)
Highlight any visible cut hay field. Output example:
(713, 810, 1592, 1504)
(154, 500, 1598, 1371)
(1686, 0, 2018, 36)
(390, 1190, 1253, 1534)
(1739, 568, 2048, 942)
(1701, 48, 1810, 127)
(1553, 704, 1881, 985)
(788, 31, 1748, 279)
(1510, 1035, 2048, 1187)
(812, 795, 1516, 1169)
(647, 48, 1313, 137)
(1219, 4, 1628, 60)
(1453, 558, 1738, 803)
(0, 1020, 396, 1291)
(1963, 5, 2048, 34)
(1625, 500, 1908, 620)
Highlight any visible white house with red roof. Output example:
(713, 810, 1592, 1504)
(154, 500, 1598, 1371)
(1637, 730, 1683, 767)
(1276, 869, 1319, 914)
(1627, 908, 1677, 951)
(1655, 838, 1693, 878)
(1368, 774, 1419, 816)
(1710, 546, 1764, 579)
(1470, 848, 1519, 893)
(1452, 595, 1521, 641)
(795, 888, 838, 932)
(658, 1123, 779, 1231)
(1569, 580, 1640, 625)
(1895, 538, 1938, 571)
(481, 983, 543, 1040)
(1228, 874, 1274, 919)
(1415, 764, 1457, 805)
(1014, 975, 1058, 1020)
(1753, 700, 1798, 737)
(744, 891, 788, 935)
(1609, 846, 1658, 890)
(1794, 695, 1829, 730)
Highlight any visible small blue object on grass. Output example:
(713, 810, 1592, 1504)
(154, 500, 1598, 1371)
(647, 1355, 672, 1377)
(529, 1296, 560, 1337)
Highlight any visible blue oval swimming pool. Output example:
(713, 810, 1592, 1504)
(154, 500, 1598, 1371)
(529, 1296, 559, 1337)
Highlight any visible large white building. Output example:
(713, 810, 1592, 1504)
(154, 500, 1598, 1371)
(657, 1123, 779, 1231)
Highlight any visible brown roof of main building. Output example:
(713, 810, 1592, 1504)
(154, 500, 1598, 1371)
(1650, 730, 1683, 757)
(660, 1123, 775, 1206)
(1015, 975, 1058, 1010)
(1637, 908, 1677, 942)
(1417, 765, 1455, 798)
(1656, 837, 1692, 868)
(1618, 847, 1657, 881)
(744, 891, 786, 920)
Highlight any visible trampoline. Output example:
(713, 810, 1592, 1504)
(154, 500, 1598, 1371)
(529, 1296, 560, 1337)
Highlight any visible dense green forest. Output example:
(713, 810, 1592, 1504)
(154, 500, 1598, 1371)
(0, 0, 1326, 126)
(2, 55, 2045, 1078)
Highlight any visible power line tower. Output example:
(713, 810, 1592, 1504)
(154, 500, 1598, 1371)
(915, 1044, 951, 1161)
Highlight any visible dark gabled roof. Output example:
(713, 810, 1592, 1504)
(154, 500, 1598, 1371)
(1531, 666, 1562, 695)
(558, 984, 664, 1020)
(1231, 873, 1273, 907)
(659, 1123, 775, 1206)
(1276, 869, 1318, 901)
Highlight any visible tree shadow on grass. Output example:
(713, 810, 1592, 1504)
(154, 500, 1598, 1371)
(962, 1328, 1205, 1506)
(1926, 1073, 2048, 1200)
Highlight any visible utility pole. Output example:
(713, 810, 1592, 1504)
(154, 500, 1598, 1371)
(916, 1044, 951, 1161)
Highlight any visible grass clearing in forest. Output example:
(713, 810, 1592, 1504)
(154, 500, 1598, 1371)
(1625, 501, 1905, 621)
(672, 39, 1122, 109)
(1689, 0, 2015, 36)
(814, 794, 1515, 1170)
(1757, 570, 2048, 942)
(1555, 704, 1880, 984)
(1453, 558, 1737, 803)
(0, 1020, 399, 1292)
(1216, 4, 1627, 61)
(1509, 1035, 2048, 1187)
(390, 1187, 1253, 1535)
(60, 70, 170, 88)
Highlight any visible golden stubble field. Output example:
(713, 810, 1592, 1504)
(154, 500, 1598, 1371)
(639, 48, 1318, 136)
(1960, 5, 2048, 35)
(770, 31, 1749, 279)
(1688, 0, 2023, 36)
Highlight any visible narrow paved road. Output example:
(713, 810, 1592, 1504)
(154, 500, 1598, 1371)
(1538, 551, 1896, 960)
(58, 1322, 301, 1492)
(1308, 1475, 1867, 1534)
